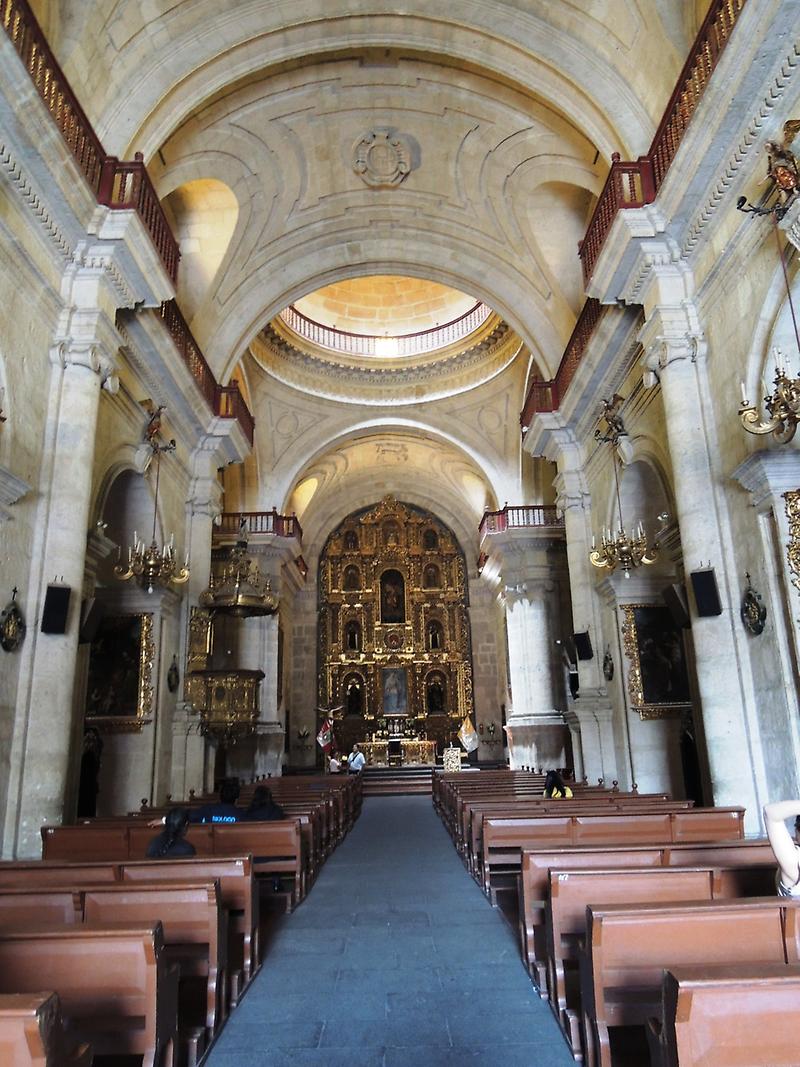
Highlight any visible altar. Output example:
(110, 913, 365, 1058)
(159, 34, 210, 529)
(363, 739, 436, 766)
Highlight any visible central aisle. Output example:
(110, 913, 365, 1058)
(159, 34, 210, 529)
(208, 795, 576, 1066)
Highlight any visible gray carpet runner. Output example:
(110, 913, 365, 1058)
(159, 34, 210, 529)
(207, 794, 576, 1066)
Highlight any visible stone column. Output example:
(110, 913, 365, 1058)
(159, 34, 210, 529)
(552, 450, 619, 783)
(169, 444, 223, 801)
(481, 527, 570, 770)
(4, 341, 118, 857)
(641, 327, 763, 826)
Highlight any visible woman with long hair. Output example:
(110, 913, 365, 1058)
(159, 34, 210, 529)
(145, 807, 196, 858)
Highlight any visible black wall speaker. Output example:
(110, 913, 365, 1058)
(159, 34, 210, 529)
(572, 631, 594, 661)
(41, 583, 72, 634)
(690, 568, 723, 617)
(662, 582, 691, 629)
(79, 598, 104, 644)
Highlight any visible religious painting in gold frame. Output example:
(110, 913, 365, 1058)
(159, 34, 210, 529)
(85, 613, 154, 732)
(620, 604, 691, 720)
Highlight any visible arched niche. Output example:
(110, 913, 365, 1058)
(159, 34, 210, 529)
(380, 569, 406, 623)
(613, 457, 672, 537)
(162, 178, 239, 320)
(426, 619, 445, 651)
(344, 619, 362, 652)
(343, 564, 361, 591)
(99, 469, 159, 584)
(422, 563, 441, 589)
(342, 672, 365, 716)
(425, 670, 448, 714)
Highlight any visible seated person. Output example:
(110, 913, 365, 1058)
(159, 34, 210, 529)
(146, 807, 196, 858)
(190, 778, 241, 823)
(242, 785, 285, 821)
(347, 743, 366, 773)
(543, 769, 573, 799)
(764, 799, 800, 896)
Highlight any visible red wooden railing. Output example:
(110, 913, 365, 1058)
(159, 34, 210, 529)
(478, 505, 564, 540)
(216, 511, 304, 543)
(520, 298, 604, 426)
(579, 0, 746, 286)
(521, 0, 747, 427)
(0, 0, 180, 283)
(157, 301, 254, 444)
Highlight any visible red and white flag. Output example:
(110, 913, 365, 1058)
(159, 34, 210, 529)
(316, 717, 333, 751)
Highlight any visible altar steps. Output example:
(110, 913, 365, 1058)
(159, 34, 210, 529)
(362, 765, 434, 796)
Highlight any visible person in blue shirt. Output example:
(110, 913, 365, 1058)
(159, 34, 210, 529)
(190, 778, 241, 823)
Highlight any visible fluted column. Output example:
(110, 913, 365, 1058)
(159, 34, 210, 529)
(4, 342, 118, 857)
(642, 325, 763, 826)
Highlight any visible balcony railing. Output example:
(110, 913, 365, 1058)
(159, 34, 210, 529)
(578, 0, 746, 286)
(479, 505, 564, 540)
(216, 511, 304, 544)
(1, 0, 180, 282)
(157, 300, 254, 445)
(520, 298, 604, 425)
(279, 301, 493, 358)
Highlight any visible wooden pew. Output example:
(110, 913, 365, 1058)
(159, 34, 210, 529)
(0, 884, 224, 1064)
(481, 807, 745, 898)
(0, 992, 91, 1067)
(0, 923, 179, 1067)
(467, 800, 691, 878)
(121, 856, 259, 992)
(41, 821, 307, 908)
(545, 863, 776, 1055)
(82, 882, 225, 1044)
(0, 855, 258, 1002)
(647, 963, 800, 1067)
(578, 897, 800, 1067)
(518, 838, 775, 985)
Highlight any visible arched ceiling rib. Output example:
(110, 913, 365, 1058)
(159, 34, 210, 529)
(39, 3, 686, 163)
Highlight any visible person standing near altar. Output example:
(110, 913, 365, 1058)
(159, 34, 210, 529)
(347, 743, 366, 773)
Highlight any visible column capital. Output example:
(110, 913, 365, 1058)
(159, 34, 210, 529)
(639, 310, 706, 388)
(502, 576, 556, 607)
(49, 341, 119, 393)
(554, 467, 591, 514)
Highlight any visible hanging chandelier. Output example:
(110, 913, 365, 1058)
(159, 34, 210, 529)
(199, 538, 278, 617)
(114, 440, 190, 594)
(736, 183, 800, 444)
(589, 398, 663, 579)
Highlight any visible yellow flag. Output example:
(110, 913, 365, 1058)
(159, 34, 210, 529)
(457, 715, 479, 753)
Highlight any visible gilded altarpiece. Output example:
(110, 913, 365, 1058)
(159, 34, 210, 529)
(318, 497, 474, 756)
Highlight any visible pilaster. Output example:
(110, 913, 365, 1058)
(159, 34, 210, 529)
(637, 268, 765, 828)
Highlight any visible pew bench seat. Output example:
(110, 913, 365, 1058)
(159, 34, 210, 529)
(0, 992, 91, 1067)
(0, 922, 179, 1067)
(646, 963, 800, 1067)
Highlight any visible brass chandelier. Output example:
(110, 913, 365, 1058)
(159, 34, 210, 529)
(115, 441, 190, 594)
(199, 540, 278, 617)
(589, 396, 663, 579)
(737, 178, 800, 444)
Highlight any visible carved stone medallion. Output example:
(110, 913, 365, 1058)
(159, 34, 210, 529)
(353, 128, 413, 188)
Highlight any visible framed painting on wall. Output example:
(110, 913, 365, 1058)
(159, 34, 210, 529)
(620, 604, 692, 720)
(382, 666, 408, 715)
(85, 613, 154, 732)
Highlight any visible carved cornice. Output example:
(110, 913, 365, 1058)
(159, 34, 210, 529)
(0, 142, 73, 262)
(250, 320, 522, 404)
(682, 40, 800, 259)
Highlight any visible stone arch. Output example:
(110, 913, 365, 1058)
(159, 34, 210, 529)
(84, 9, 659, 162)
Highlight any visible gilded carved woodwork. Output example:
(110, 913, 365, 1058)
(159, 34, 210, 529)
(319, 497, 474, 744)
(784, 490, 800, 593)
